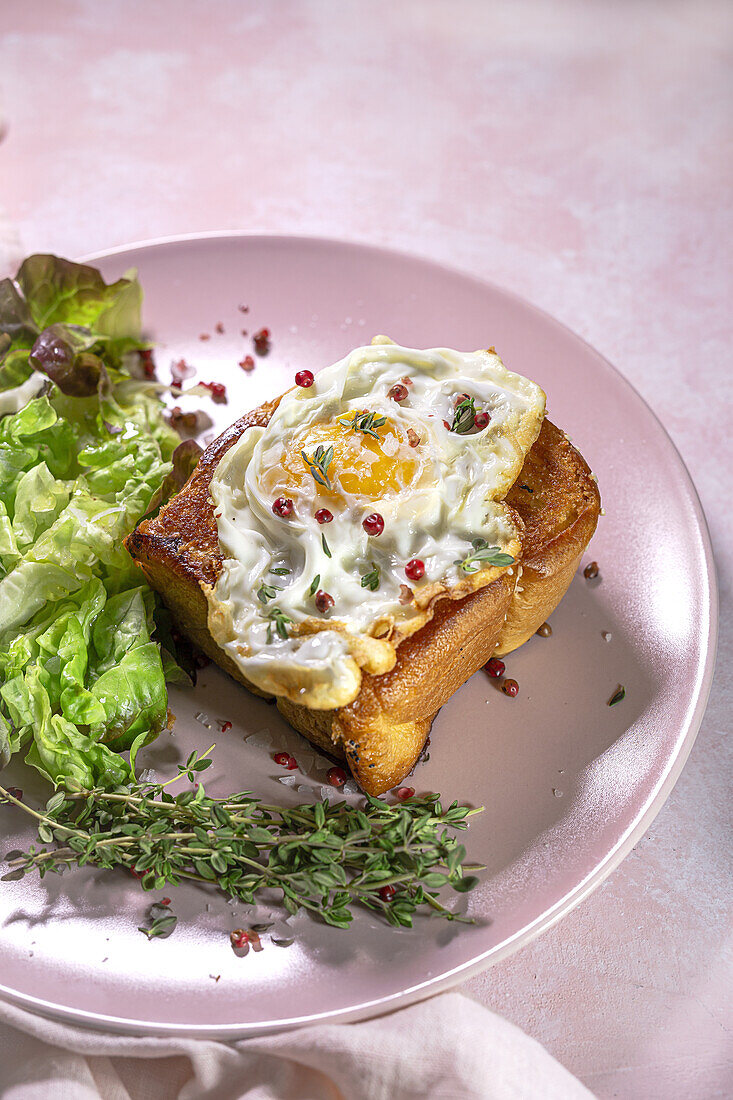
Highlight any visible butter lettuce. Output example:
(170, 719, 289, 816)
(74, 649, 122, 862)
(15, 254, 142, 337)
(0, 255, 187, 789)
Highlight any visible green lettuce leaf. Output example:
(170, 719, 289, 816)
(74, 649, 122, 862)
(91, 587, 152, 671)
(91, 642, 168, 750)
(12, 461, 71, 549)
(0, 345, 34, 392)
(15, 255, 142, 338)
(25, 711, 128, 790)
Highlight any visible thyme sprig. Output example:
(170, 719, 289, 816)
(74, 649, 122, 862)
(257, 583, 281, 604)
(0, 767, 483, 929)
(454, 537, 515, 574)
(451, 396, 477, 434)
(360, 563, 380, 591)
(265, 607, 292, 642)
(301, 445, 334, 489)
(139, 908, 178, 940)
(337, 410, 387, 440)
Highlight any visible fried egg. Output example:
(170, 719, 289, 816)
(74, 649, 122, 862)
(206, 338, 546, 709)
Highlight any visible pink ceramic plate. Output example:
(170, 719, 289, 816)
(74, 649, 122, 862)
(0, 235, 717, 1036)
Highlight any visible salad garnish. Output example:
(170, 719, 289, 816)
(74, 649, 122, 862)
(0, 255, 185, 788)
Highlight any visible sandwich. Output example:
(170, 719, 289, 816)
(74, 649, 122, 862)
(126, 338, 600, 794)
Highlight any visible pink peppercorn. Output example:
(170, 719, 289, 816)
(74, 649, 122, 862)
(362, 513, 384, 536)
(405, 559, 425, 581)
(315, 590, 335, 613)
(253, 328, 270, 355)
(272, 497, 294, 517)
(201, 381, 227, 403)
(484, 657, 505, 678)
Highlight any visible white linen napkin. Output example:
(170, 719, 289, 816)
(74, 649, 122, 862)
(0, 992, 592, 1099)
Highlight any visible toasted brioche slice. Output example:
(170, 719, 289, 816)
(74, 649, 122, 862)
(126, 412, 599, 794)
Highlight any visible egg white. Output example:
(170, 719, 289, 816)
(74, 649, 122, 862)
(206, 339, 545, 708)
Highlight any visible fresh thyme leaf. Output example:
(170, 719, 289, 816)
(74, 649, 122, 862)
(454, 538, 515, 574)
(451, 396, 476, 434)
(337, 410, 387, 440)
(0, 774, 483, 930)
(257, 583, 281, 604)
(321, 533, 331, 558)
(608, 685, 626, 707)
(308, 574, 321, 597)
(138, 912, 178, 939)
(301, 444, 334, 489)
(360, 563, 380, 591)
(269, 567, 291, 575)
(264, 607, 292, 640)
(453, 875, 479, 893)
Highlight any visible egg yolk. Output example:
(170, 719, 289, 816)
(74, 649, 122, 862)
(278, 416, 420, 501)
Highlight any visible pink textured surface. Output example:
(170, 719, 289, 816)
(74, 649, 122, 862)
(0, 2, 730, 1097)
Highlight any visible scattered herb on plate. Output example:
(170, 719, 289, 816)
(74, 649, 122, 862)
(608, 685, 626, 707)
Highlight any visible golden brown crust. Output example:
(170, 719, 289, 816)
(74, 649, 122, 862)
(496, 420, 601, 654)
(126, 411, 600, 795)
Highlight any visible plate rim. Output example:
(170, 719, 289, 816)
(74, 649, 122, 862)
(0, 231, 718, 1037)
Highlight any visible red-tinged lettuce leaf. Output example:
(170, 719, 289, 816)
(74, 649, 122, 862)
(29, 324, 103, 396)
(144, 438, 203, 519)
(0, 278, 38, 346)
